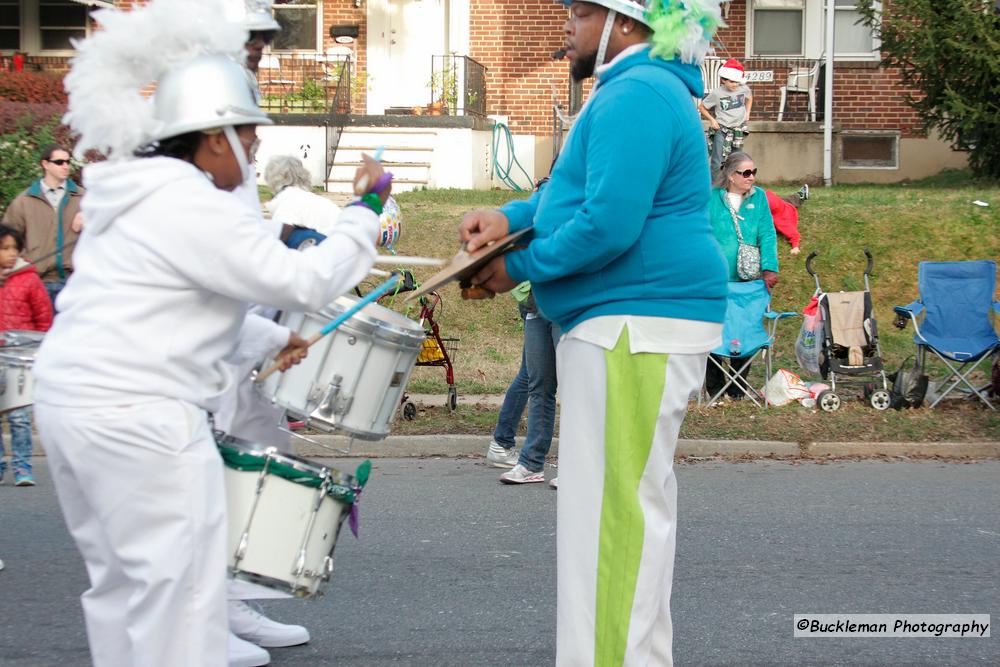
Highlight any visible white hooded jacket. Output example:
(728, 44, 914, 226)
(33, 156, 378, 412)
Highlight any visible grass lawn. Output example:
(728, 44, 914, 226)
(338, 170, 1000, 441)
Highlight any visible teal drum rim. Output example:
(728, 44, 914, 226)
(217, 439, 363, 505)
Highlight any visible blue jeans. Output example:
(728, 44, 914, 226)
(0, 407, 33, 475)
(492, 305, 561, 472)
(44, 280, 66, 311)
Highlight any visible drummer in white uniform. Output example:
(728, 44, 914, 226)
(31, 1, 388, 666)
(214, 3, 327, 664)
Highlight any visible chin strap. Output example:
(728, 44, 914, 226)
(595, 8, 618, 69)
(222, 125, 252, 182)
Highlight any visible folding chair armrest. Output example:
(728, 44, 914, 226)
(893, 301, 923, 318)
(763, 311, 797, 320)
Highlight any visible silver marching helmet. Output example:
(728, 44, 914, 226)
(152, 54, 272, 180)
(151, 54, 272, 142)
(226, 0, 282, 33)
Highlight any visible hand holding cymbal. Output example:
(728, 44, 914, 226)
(402, 228, 531, 302)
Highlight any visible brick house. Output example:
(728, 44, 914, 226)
(1, 0, 968, 187)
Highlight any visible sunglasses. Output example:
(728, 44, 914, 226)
(736, 168, 758, 178)
(249, 30, 276, 45)
(46, 159, 71, 166)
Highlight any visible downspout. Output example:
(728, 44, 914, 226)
(823, 0, 835, 186)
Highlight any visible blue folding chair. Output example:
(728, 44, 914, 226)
(703, 280, 797, 407)
(894, 260, 1000, 409)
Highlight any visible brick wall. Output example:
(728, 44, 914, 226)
(712, 0, 921, 136)
(469, 0, 571, 134)
(321, 1, 367, 110)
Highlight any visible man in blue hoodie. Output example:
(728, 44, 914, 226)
(460, 0, 728, 664)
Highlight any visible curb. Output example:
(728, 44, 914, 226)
(288, 434, 1000, 460)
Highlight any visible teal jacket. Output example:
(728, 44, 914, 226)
(708, 186, 779, 281)
(499, 47, 728, 332)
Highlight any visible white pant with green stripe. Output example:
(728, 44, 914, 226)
(555, 332, 706, 667)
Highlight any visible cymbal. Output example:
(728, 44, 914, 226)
(403, 228, 531, 302)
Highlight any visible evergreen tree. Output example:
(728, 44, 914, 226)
(857, 0, 1000, 177)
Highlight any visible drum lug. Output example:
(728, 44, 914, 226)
(235, 532, 250, 562)
(323, 555, 335, 581)
(18, 369, 25, 393)
(317, 375, 352, 418)
(0, 366, 6, 395)
(293, 550, 307, 577)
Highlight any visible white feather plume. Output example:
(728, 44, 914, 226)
(63, 0, 248, 160)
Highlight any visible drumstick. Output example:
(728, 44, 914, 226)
(255, 273, 402, 384)
(374, 255, 444, 267)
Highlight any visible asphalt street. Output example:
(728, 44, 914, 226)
(1, 458, 997, 666)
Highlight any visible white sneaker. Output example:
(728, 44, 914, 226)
(500, 464, 546, 484)
(228, 631, 270, 667)
(486, 440, 519, 469)
(548, 477, 558, 490)
(229, 600, 310, 648)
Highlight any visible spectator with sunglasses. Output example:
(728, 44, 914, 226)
(706, 151, 779, 399)
(2, 144, 85, 307)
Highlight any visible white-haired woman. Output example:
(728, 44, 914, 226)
(705, 151, 778, 399)
(264, 154, 342, 236)
(31, 3, 388, 666)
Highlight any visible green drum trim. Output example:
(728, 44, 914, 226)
(218, 444, 369, 505)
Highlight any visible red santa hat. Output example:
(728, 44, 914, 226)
(718, 59, 746, 84)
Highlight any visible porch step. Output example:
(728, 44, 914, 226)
(328, 125, 438, 194)
(324, 177, 428, 194)
(334, 147, 433, 164)
(337, 130, 437, 151)
(328, 162, 430, 182)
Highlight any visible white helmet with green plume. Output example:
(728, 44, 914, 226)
(557, 0, 723, 68)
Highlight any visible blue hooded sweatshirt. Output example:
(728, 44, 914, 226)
(501, 46, 728, 333)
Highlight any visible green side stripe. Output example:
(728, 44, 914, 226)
(594, 330, 668, 666)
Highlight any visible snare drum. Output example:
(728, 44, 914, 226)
(259, 296, 425, 440)
(218, 437, 366, 598)
(0, 330, 43, 414)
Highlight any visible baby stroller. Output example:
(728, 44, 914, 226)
(805, 249, 891, 412)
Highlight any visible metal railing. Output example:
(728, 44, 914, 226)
(257, 53, 352, 115)
(701, 56, 824, 122)
(430, 55, 487, 117)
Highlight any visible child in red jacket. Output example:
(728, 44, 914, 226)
(0, 224, 52, 486)
(765, 184, 809, 255)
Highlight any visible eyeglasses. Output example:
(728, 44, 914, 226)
(249, 30, 276, 45)
(46, 159, 71, 166)
(736, 168, 758, 178)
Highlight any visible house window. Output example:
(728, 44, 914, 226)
(840, 133, 898, 169)
(752, 0, 804, 56)
(39, 0, 88, 51)
(273, 0, 318, 51)
(833, 1, 876, 56)
(0, 0, 20, 50)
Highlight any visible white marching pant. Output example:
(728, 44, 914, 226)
(555, 334, 707, 667)
(36, 399, 228, 667)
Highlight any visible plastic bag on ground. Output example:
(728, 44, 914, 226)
(763, 369, 812, 406)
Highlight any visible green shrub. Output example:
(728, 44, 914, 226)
(0, 114, 63, 217)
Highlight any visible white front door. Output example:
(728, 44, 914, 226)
(367, 0, 447, 114)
